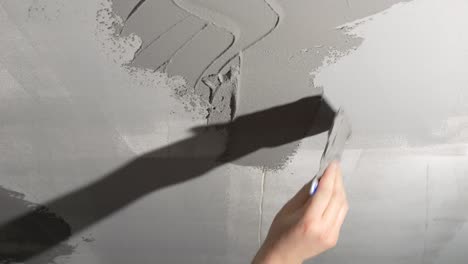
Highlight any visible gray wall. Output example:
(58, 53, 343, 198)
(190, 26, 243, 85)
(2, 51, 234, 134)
(1, 0, 467, 263)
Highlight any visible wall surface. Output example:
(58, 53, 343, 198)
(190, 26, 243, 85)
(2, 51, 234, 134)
(0, 0, 467, 263)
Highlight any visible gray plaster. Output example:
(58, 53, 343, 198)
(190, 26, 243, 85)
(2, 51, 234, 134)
(109, 0, 413, 169)
(236, 0, 411, 167)
(313, 0, 468, 148)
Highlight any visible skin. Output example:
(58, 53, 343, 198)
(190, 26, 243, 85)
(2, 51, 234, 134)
(253, 162, 349, 264)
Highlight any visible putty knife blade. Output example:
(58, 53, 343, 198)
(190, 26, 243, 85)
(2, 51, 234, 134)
(310, 109, 352, 195)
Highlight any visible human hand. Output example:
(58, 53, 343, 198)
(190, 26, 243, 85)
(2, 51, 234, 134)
(252, 162, 348, 264)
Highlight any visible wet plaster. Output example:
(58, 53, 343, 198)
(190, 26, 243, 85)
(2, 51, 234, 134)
(109, 0, 280, 131)
(236, 0, 412, 167)
(113, 0, 279, 91)
(108, 0, 413, 169)
(312, 0, 468, 149)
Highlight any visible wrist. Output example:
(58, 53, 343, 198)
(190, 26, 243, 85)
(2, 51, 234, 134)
(253, 242, 302, 264)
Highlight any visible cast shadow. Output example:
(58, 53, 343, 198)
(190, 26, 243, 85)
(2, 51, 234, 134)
(0, 95, 335, 262)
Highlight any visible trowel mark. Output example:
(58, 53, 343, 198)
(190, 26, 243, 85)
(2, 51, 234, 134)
(170, 0, 237, 91)
(123, 0, 145, 26)
(177, 0, 281, 89)
(0, 186, 75, 264)
(154, 23, 209, 73)
(172, 0, 281, 120)
(133, 15, 191, 58)
(109, 0, 281, 123)
(219, 0, 280, 71)
(111, 0, 234, 120)
(196, 0, 281, 123)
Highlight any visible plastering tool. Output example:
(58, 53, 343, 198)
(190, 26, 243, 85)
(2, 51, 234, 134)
(310, 109, 352, 195)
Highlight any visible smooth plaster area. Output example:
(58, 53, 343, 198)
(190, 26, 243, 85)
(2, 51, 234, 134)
(313, 0, 468, 148)
(0, 0, 467, 263)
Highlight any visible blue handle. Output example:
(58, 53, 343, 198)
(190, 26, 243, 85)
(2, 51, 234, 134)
(310, 177, 319, 195)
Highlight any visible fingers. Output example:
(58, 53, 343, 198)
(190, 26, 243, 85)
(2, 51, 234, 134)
(322, 164, 346, 227)
(324, 202, 349, 246)
(322, 166, 348, 247)
(304, 162, 339, 219)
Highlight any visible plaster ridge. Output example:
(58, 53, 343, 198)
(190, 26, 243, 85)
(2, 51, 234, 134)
(162, 24, 208, 72)
(216, 0, 281, 77)
(134, 15, 191, 58)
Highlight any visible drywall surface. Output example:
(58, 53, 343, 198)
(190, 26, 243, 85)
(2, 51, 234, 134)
(262, 145, 468, 264)
(0, 0, 468, 263)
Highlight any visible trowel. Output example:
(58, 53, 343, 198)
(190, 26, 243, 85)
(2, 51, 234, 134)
(310, 109, 352, 195)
